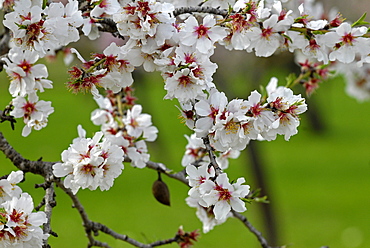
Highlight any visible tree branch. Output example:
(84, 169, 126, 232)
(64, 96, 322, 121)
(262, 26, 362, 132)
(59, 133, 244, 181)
(173, 6, 229, 17)
(202, 135, 222, 176)
(232, 211, 277, 248)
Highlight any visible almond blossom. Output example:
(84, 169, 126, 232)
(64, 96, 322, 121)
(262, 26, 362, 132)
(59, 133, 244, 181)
(3, 47, 50, 97)
(0, 193, 48, 247)
(123, 104, 158, 142)
(10, 94, 54, 137)
(180, 15, 227, 54)
(52, 125, 125, 194)
(198, 173, 250, 220)
(0, 171, 23, 205)
(263, 77, 308, 141)
(247, 13, 293, 57)
(326, 22, 370, 63)
(113, 0, 175, 47)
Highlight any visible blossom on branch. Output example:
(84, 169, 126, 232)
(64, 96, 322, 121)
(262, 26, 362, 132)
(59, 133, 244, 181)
(0, 171, 23, 205)
(3, 47, 51, 97)
(90, 93, 158, 168)
(179, 14, 227, 54)
(0, 193, 48, 247)
(10, 94, 54, 137)
(53, 125, 124, 194)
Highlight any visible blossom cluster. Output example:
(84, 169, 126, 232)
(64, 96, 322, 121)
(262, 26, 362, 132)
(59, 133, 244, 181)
(185, 164, 250, 232)
(2, 47, 54, 137)
(0, 171, 48, 247)
(90, 89, 158, 169)
(52, 88, 158, 194)
(52, 125, 125, 194)
(185, 77, 307, 151)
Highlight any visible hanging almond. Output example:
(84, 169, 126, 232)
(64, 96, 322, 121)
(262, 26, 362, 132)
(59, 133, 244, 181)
(152, 172, 170, 206)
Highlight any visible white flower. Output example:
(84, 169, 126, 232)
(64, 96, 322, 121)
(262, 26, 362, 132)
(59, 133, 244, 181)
(44, 0, 83, 46)
(164, 68, 207, 102)
(180, 15, 227, 54)
(245, 90, 275, 134)
(199, 173, 250, 220)
(123, 105, 158, 142)
(126, 140, 150, 169)
(3, 47, 50, 97)
(182, 134, 207, 167)
(0, 193, 48, 247)
(262, 77, 307, 141)
(211, 99, 250, 152)
(186, 164, 215, 200)
(325, 23, 370, 63)
(98, 42, 135, 93)
(0, 171, 23, 205)
(113, 0, 175, 47)
(247, 14, 291, 57)
(194, 89, 228, 137)
(53, 125, 125, 194)
(10, 94, 54, 137)
(3, 0, 58, 56)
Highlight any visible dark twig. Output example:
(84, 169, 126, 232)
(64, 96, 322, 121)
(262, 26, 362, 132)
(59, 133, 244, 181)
(201, 135, 222, 176)
(232, 211, 278, 248)
(173, 6, 229, 17)
(145, 160, 189, 186)
(42, 178, 57, 242)
(96, 18, 125, 39)
(0, 105, 17, 130)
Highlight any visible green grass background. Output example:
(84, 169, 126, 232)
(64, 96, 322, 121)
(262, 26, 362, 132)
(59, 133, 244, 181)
(1, 46, 370, 248)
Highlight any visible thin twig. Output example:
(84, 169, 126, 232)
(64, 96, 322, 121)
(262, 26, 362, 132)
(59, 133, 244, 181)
(232, 211, 277, 248)
(145, 160, 189, 186)
(173, 6, 229, 17)
(201, 135, 222, 176)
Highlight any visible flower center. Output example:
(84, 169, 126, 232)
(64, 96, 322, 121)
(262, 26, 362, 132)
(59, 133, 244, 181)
(215, 185, 232, 201)
(195, 25, 210, 39)
(224, 120, 239, 134)
(342, 33, 354, 45)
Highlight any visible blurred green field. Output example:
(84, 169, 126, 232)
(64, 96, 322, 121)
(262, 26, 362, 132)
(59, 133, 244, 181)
(1, 48, 370, 248)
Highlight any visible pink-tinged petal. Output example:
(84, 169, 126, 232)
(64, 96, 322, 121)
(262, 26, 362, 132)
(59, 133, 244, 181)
(77, 125, 86, 138)
(186, 164, 198, 178)
(213, 200, 231, 220)
(229, 197, 246, 213)
(208, 26, 227, 42)
(215, 173, 230, 188)
(28, 211, 47, 226)
(336, 23, 351, 36)
(195, 100, 211, 116)
(196, 37, 213, 54)
(195, 117, 214, 134)
(22, 125, 32, 137)
(199, 180, 216, 195)
(202, 15, 216, 27)
(184, 15, 198, 30)
(263, 14, 278, 29)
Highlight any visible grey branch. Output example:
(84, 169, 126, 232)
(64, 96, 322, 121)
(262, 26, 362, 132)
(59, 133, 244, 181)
(173, 6, 229, 17)
(202, 135, 222, 176)
(232, 211, 279, 248)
